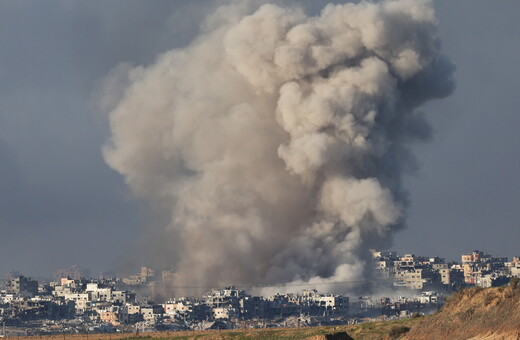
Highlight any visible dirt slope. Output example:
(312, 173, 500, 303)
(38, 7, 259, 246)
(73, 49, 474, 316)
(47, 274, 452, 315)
(403, 282, 520, 340)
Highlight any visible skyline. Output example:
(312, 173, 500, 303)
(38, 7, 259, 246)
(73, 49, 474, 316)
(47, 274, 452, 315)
(1, 247, 513, 282)
(0, 0, 519, 279)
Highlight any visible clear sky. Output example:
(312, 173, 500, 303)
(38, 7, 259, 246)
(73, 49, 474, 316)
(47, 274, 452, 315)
(0, 0, 518, 277)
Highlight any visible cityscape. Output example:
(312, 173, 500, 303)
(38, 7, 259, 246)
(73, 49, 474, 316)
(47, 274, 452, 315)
(1, 0, 519, 339)
(1, 249, 518, 336)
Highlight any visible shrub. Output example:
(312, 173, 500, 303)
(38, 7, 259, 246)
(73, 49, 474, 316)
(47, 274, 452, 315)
(483, 293, 495, 306)
(389, 325, 411, 339)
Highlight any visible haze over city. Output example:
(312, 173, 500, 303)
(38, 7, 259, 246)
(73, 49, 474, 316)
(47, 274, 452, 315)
(0, 0, 519, 286)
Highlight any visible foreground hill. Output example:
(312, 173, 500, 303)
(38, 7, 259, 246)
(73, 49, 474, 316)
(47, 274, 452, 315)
(403, 281, 520, 340)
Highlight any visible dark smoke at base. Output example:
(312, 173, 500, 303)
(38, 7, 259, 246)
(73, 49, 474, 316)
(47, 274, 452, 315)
(102, 0, 454, 297)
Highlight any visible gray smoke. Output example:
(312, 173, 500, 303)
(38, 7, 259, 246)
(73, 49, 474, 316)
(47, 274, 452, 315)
(102, 0, 454, 295)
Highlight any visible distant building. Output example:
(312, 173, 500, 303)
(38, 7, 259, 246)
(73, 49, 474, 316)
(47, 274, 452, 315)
(122, 266, 156, 285)
(476, 273, 509, 288)
(213, 306, 235, 319)
(510, 262, 520, 277)
(54, 265, 90, 280)
(394, 268, 441, 290)
(461, 250, 507, 284)
(141, 305, 163, 322)
(5, 276, 38, 297)
(140, 266, 155, 279)
(438, 267, 464, 287)
(161, 270, 176, 282)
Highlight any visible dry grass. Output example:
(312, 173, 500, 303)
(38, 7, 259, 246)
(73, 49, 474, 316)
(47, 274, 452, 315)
(6, 318, 421, 340)
(403, 284, 520, 340)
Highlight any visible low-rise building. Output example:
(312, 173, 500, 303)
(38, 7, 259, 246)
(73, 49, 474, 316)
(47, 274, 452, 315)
(6, 276, 38, 297)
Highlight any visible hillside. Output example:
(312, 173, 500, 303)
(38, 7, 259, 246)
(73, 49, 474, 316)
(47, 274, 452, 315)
(403, 281, 520, 340)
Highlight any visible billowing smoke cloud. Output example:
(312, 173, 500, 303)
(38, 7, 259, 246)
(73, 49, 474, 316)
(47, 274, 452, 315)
(103, 0, 454, 295)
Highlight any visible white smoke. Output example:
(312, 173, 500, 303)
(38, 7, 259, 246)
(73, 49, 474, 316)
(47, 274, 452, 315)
(103, 0, 454, 295)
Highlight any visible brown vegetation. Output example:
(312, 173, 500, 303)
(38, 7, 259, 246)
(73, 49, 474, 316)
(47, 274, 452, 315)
(5, 318, 418, 340)
(403, 283, 520, 340)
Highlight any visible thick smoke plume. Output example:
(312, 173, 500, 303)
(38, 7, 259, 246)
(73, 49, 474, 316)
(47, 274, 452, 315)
(103, 0, 454, 295)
